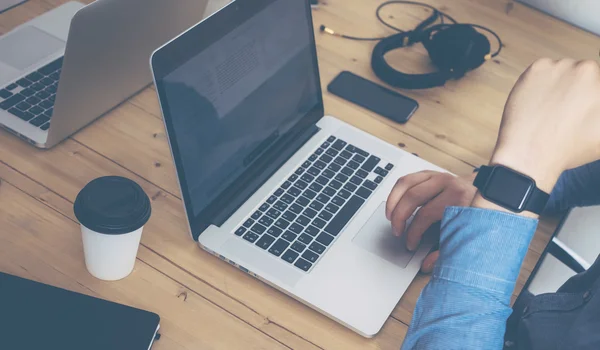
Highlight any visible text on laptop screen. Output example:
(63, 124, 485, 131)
(161, 0, 319, 216)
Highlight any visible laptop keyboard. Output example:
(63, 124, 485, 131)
(234, 136, 394, 273)
(0, 57, 63, 131)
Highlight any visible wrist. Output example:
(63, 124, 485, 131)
(470, 149, 561, 218)
(489, 149, 561, 194)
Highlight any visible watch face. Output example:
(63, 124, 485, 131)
(483, 166, 535, 212)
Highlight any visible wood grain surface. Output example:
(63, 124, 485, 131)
(1, 0, 597, 348)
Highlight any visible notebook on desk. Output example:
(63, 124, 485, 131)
(0, 272, 160, 350)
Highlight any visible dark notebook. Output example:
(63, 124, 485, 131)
(0, 272, 160, 350)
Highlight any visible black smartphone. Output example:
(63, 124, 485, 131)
(327, 71, 419, 124)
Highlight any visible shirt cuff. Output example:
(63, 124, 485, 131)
(433, 207, 538, 296)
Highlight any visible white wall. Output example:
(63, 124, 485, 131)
(519, 0, 600, 35)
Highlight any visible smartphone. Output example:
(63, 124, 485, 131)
(327, 71, 419, 124)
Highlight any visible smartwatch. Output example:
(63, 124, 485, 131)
(473, 165, 549, 214)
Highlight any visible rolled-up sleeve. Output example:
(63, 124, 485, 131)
(402, 207, 538, 350)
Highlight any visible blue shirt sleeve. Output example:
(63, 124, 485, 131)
(545, 160, 600, 214)
(401, 207, 538, 350)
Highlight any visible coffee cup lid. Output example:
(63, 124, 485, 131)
(74, 176, 151, 235)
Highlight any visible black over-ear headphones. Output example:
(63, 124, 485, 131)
(320, 1, 503, 89)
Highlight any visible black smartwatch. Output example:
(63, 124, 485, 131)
(473, 165, 549, 214)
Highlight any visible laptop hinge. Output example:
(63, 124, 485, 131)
(210, 124, 320, 227)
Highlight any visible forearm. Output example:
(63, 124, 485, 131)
(402, 207, 538, 349)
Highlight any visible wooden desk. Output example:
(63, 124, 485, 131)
(1, 1, 598, 348)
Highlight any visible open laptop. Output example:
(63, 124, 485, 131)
(151, 0, 445, 337)
(0, 0, 219, 148)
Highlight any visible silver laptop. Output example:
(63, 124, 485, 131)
(0, 0, 219, 148)
(151, 0, 446, 337)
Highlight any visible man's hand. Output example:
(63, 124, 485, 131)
(490, 59, 600, 194)
(386, 171, 477, 273)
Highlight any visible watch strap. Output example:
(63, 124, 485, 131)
(473, 165, 492, 188)
(474, 165, 549, 214)
(527, 186, 549, 215)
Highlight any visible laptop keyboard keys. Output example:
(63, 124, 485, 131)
(282, 231, 297, 242)
(289, 223, 303, 234)
(281, 193, 295, 204)
(243, 232, 259, 243)
(318, 210, 332, 221)
(296, 215, 310, 226)
(331, 139, 347, 151)
(316, 232, 334, 246)
(268, 239, 289, 257)
(235, 227, 246, 236)
(291, 241, 306, 253)
(361, 156, 380, 172)
(235, 138, 386, 272)
(0, 89, 12, 99)
(363, 180, 378, 191)
(17, 78, 32, 87)
(258, 216, 273, 226)
(298, 233, 312, 245)
(29, 115, 49, 127)
(289, 203, 303, 214)
(356, 186, 372, 199)
(281, 249, 299, 264)
(274, 218, 290, 230)
(1, 94, 25, 110)
(312, 217, 326, 229)
(305, 225, 319, 236)
(256, 234, 276, 250)
(309, 241, 325, 254)
(250, 223, 266, 234)
(38, 57, 63, 75)
(338, 189, 351, 199)
(281, 211, 297, 222)
(266, 208, 281, 219)
(309, 201, 323, 211)
(273, 201, 288, 212)
(324, 195, 365, 236)
(302, 250, 319, 263)
(294, 258, 312, 272)
(267, 226, 283, 237)
(322, 187, 335, 197)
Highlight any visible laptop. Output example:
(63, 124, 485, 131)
(151, 0, 445, 337)
(0, 0, 220, 149)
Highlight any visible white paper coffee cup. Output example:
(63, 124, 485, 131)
(74, 176, 151, 281)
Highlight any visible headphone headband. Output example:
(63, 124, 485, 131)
(371, 29, 454, 90)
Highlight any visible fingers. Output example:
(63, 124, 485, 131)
(420, 251, 440, 274)
(389, 175, 449, 236)
(404, 198, 445, 251)
(385, 171, 434, 220)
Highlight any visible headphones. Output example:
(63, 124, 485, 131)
(320, 1, 502, 89)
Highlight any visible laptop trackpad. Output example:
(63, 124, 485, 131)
(0, 26, 65, 70)
(352, 202, 417, 268)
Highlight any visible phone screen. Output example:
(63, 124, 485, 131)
(327, 71, 419, 124)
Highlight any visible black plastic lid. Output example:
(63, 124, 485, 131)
(74, 176, 151, 235)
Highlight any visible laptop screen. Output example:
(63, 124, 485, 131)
(153, 0, 322, 237)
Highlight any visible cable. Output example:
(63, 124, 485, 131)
(320, 0, 502, 57)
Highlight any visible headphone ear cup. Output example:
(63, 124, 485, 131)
(424, 24, 491, 76)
